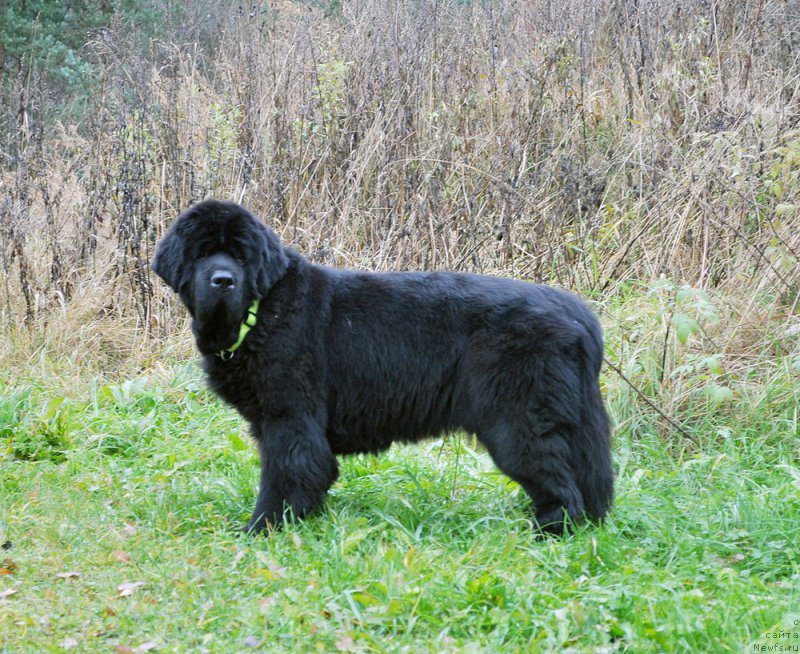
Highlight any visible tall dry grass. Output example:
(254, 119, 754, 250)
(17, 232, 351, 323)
(0, 0, 797, 396)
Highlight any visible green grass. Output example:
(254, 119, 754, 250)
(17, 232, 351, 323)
(1, 359, 798, 653)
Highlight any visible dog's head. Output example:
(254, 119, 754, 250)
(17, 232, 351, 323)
(152, 200, 288, 354)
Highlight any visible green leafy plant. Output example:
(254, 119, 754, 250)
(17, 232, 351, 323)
(1, 392, 72, 463)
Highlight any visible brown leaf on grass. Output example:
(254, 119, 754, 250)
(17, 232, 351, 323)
(254, 567, 284, 581)
(1, 558, 18, 574)
(253, 552, 286, 581)
(258, 596, 276, 613)
(56, 571, 81, 579)
(0, 588, 17, 599)
(196, 600, 213, 627)
(230, 549, 246, 570)
(252, 562, 286, 584)
(114, 643, 157, 654)
(111, 550, 132, 563)
(117, 581, 145, 597)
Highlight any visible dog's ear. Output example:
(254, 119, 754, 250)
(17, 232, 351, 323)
(254, 221, 289, 296)
(151, 222, 186, 293)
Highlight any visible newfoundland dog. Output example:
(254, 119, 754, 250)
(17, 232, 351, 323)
(152, 200, 613, 535)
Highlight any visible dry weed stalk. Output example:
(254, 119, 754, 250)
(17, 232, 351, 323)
(0, 0, 796, 388)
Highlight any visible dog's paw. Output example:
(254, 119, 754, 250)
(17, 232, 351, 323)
(240, 518, 273, 537)
(534, 507, 579, 537)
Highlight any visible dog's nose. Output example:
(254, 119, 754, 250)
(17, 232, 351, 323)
(211, 271, 235, 289)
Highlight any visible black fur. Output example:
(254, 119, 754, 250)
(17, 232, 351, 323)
(152, 200, 613, 535)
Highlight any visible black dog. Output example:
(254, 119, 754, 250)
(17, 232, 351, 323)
(152, 200, 613, 534)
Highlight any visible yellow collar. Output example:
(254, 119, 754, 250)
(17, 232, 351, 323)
(217, 299, 260, 360)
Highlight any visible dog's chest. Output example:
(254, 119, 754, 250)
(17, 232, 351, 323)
(204, 338, 322, 426)
(204, 358, 260, 421)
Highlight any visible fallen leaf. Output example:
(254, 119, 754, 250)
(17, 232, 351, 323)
(258, 596, 276, 612)
(253, 552, 285, 579)
(117, 581, 145, 597)
(231, 550, 246, 569)
(111, 550, 132, 563)
(254, 567, 283, 581)
(114, 645, 155, 654)
(197, 600, 213, 627)
(61, 637, 79, 648)
(0, 558, 18, 575)
(0, 588, 17, 599)
(56, 571, 81, 579)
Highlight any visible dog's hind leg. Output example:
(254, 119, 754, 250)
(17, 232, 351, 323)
(246, 415, 339, 534)
(571, 382, 614, 522)
(477, 420, 585, 535)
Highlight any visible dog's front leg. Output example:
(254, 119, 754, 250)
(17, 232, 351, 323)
(245, 415, 339, 534)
